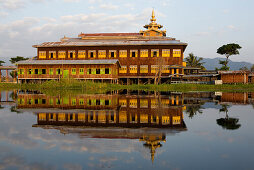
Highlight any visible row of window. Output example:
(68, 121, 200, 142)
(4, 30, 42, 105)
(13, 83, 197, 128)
(38, 49, 182, 59)
(18, 68, 112, 75)
(38, 113, 181, 125)
(119, 65, 180, 74)
(18, 98, 112, 106)
(18, 66, 179, 75)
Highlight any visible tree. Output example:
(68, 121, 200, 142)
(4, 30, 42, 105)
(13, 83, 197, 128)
(185, 53, 205, 70)
(10, 70, 17, 78)
(217, 43, 242, 70)
(10, 56, 29, 64)
(251, 64, 254, 72)
(0, 60, 5, 66)
(239, 66, 249, 71)
(216, 60, 230, 71)
(216, 104, 241, 130)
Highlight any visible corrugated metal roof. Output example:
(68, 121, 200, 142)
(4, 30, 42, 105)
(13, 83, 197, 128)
(218, 71, 250, 74)
(79, 33, 140, 37)
(15, 59, 121, 66)
(33, 39, 187, 48)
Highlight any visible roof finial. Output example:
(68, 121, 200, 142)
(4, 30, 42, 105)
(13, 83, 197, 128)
(151, 9, 156, 22)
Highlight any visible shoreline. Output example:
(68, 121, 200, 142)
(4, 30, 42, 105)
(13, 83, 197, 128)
(0, 80, 254, 92)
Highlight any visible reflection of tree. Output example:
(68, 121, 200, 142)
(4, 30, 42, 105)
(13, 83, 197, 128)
(10, 91, 18, 101)
(185, 103, 204, 118)
(217, 104, 241, 130)
(10, 106, 22, 113)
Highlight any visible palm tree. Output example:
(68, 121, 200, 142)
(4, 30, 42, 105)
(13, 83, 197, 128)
(185, 53, 205, 70)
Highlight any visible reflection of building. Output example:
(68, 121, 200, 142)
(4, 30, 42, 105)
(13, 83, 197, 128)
(140, 134, 166, 163)
(17, 92, 186, 128)
(16, 92, 187, 162)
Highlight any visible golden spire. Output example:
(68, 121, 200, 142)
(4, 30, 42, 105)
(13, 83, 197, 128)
(151, 9, 156, 22)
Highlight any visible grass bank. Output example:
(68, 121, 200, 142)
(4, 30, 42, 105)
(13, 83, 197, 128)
(0, 80, 254, 92)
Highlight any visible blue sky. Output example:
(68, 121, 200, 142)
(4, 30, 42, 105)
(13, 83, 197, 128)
(0, 0, 253, 63)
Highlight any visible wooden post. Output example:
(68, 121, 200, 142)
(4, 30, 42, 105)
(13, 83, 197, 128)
(0, 69, 1, 82)
(6, 70, 8, 82)
(127, 78, 130, 85)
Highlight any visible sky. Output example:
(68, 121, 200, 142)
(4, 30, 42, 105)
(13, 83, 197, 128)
(0, 0, 254, 63)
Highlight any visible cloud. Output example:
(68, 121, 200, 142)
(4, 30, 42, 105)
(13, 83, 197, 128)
(0, 0, 25, 10)
(227, 25, 237, 30)
(0, 9, 156, 58)
(99, 3, 119, 10)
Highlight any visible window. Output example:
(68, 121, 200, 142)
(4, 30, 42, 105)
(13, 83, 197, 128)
(119, 66, 127, 73)
(79, 99, 84, 105)
(42, 69, 46, 74)
(68, 51, 75, 58)
(78, 50, 85, 58)
(151, 65, 158, 73)
(162, 65, 170, 73)
(151, 49, 159, 57)
(162, 49, 170, 57)
(28, 69, 32, 75)
(105, 100, 109, 105)
(49, 68, 53, 75)
(79, 68, 84, 75)
(140, 65, 148, 73)
(98, 50, 106, 58)
(19, 69, 24, 75)
(38, 51, 46, 59)
(96, 69, 100, 74)
(72, 68, 76, 75)
(56, 69, 61, 75)
(42, 99, 46, 104)
(130, 50, 137, 58)
(49, 51, 56, 59)
(87, 68, 92, 75)
(105, 68, 110, 74)
(96, 99, 100, 105)
(34, 69, 39, 74)
(58, 51, 66, 59)
(173, 49, 181, 57)
(119, 50, 127, 58)
(140, 50, 148, 58)
(89, 51, 96, 58)
(109, 50, 116, 58)
(130, 65, 137, 73)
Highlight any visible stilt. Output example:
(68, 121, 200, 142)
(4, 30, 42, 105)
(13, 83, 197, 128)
(6, 70, 8, 82)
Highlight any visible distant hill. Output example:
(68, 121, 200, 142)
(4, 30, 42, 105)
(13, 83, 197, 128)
(202, 58, 253, 70)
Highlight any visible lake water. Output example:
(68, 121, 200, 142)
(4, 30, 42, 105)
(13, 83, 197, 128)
(0, 90, 253, 170)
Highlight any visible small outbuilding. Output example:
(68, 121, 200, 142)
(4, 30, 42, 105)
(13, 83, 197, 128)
(218, 71, 250, 84)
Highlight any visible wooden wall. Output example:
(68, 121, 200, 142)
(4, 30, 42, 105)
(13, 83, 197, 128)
(221, 73, 248, 84)
(37, 45, 185, 77)
(18, 64, 118, 80)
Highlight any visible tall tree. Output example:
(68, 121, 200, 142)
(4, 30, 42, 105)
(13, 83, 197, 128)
(217, 43, 242, 70)
(251, 64, 254, 72)
(0, 60, 5, 66)
(10, 56, 29, 64)
(184, 53, 205, 70)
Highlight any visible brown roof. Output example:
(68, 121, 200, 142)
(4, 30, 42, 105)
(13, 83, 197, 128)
(79, 33, 140, 37)
(218, 71, 250, 74)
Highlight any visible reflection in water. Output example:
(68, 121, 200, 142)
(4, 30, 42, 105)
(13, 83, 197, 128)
(16, 90, 187, 162)
(217, 104, 241, 130)
(1, 90, 253, 167)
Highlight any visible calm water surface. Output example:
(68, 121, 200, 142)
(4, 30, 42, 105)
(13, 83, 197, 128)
(0, 90, 253, 170)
